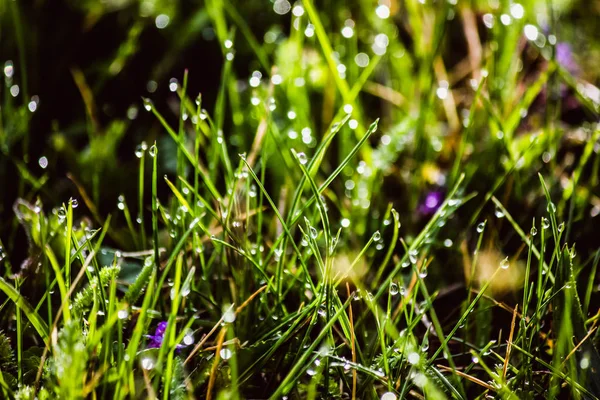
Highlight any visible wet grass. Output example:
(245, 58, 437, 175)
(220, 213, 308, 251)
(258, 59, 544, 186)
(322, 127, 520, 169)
(1, 0, 600, 399)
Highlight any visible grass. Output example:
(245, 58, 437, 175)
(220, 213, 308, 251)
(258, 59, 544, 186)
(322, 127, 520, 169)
(1, 0, 600, 398)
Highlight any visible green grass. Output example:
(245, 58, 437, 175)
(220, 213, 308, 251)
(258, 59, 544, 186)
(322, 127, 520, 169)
(1, 0, 600, 398)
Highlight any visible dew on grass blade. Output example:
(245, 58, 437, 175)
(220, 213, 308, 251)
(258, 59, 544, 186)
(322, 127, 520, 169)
(381, 392, 397, 400)
(141, 357, 155, 370)
(70, 198, 78, 208)
(409, 249, 418, 264)
(135, 143, 146, 158)
(183, 332, 194, 345)
(117, 195, 125, 210)
(296, 151, 308, 165)
(546, 202, 556, 213)
(117, 309, 129, 320)
(57, 207, 67, 222)
(220, 348, 233, 360)
(541, 217, 550, 229)
(407, 352, 420, 365)
(309, 226, 318, 239)
(500, 257, 509, 269)
(372, 231, 381, 241)
(149, 144, 157, 158)
(558, 222, 565, 233)
(494, 205, 505, 218)
(477, 222, 486, 233)
(531, 226, 538, 236)
(142, 97, 153, 111)
(390, 282, 399, 295)
(223, 306, 236, 323)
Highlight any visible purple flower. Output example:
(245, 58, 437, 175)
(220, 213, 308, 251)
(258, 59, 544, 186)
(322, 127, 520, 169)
(146, 321, 168, 348)
(556, 42, 579, 75)
(146, 321, 188, 350)
(419, 190, 444, 216)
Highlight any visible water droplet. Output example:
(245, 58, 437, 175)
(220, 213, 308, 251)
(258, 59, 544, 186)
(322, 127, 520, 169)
(477, 222, 486, 233)
(183, 333, 194, 345)
(443, 239, 453, 247)
(141, 357, 155, 370)
(407, 352, 420, 365)
(309, 226, 318, 239)
(558, 222, 565, 233)
(472, 355, 480, 364)
(38, 156, 48, 169)
(372, 231, 381, 241)
(149, 144, 157, 158)
(118, 309, 129, 319)
(547, 202, 556, 213)
(500, 257, 509, 269)
(57, 207, 67, 222)
(223, 307, 236, 323)
(307, 368, 317, 376)
(70, 198, 78, 208)
(296, 152, 308, 165)
(494, 205, 505, 218)
(542, 217, 550, 229)
(142, 97, 153, 111)
(220, 348, 233, 360)
(381, 392, 397, 400)
(581, 354, 591, 369)
(390, 282, 399, 296)
(530, 226, 538, 236)
(135, 143, 146, 158)
(409, 249, 418, 264)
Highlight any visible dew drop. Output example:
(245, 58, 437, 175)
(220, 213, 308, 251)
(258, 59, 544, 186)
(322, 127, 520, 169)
(494, 205, 505, 218)
(223, 307, 236, 323)
(558, 222, 565, 233)
(57, 207, 67, 222)
(381, 392, 397, 400)
(149, 144, 157, 158)
(390, 282, 399, 296)
(407, 352, 420, 365)
(530, 226, 538, 236)
(135, 144, 145, 158)
(500, 257, 509, 269)
(477, 222, 486, 233)
(309, 226, 318, 239)
(541, 217, 550, 229)
(372, 231, 381, 241)
(141, 357, 155, 370)
(296, 152, 308, 165)
(142, 97, 153, 111)
(220, 348, 233, 360)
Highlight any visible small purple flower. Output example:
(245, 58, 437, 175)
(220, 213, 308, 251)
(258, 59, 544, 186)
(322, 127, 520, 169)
(556, 42, 579, 75)
(147, 321, 188, 350)
(146, 321, 168, 348)
(419, 190, 444, 216)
